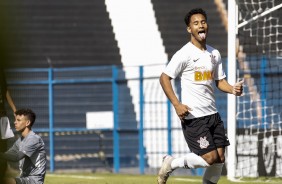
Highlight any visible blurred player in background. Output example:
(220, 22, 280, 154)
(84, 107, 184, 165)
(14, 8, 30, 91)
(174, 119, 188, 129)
(158, 8, 243, 184)
(0, 108, 46, 184)
(0, 67, 17, 184)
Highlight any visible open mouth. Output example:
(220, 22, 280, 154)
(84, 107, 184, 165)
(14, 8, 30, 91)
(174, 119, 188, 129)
(198, 30, 206, 40)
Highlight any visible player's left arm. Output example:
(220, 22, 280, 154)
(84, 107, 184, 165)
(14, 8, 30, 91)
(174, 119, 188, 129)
(0, 145, 25, 162)
(215, 78, 243, 96)
(213, 50, 243, 96)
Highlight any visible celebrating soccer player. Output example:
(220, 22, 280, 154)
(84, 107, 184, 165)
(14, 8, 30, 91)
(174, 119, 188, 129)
(158, 8, 243, 184)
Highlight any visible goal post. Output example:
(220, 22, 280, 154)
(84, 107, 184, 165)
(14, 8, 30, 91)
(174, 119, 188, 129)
(227, 0, 282, 180)
(227, 0, 237, 180)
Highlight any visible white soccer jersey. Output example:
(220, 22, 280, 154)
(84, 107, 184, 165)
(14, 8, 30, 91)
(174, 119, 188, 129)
(163, 42, 226, 119)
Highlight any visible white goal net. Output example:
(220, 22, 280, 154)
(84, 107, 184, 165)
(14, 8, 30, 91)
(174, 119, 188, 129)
(234, 0, 282, 178)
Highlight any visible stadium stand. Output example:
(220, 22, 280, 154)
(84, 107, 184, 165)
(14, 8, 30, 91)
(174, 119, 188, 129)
(1, 0, 139, 171)
(0, 0, 121, 68)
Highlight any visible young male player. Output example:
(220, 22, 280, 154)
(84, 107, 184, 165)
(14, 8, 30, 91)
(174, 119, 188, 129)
(0, 108, 46, 184)
(157, 8, 243, 184)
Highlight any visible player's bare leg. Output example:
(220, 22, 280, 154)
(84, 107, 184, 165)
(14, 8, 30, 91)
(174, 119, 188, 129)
(203, 147, 225, 184)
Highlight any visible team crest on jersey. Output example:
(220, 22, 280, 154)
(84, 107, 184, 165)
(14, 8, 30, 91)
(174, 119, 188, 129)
(210, 54, 216, 65)
(197, 136, 210, 149)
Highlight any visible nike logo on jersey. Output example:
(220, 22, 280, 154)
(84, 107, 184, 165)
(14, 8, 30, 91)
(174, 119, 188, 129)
(193, 58, 199, 62)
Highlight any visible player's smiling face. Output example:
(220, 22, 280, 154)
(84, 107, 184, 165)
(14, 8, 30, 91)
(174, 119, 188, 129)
(187, 13, 208, 44)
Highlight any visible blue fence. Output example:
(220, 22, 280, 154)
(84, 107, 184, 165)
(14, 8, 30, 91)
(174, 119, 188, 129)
(6, 64, 228, 175)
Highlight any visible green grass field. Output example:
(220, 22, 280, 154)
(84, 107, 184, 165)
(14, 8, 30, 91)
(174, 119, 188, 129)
(44, 173, 282, 184)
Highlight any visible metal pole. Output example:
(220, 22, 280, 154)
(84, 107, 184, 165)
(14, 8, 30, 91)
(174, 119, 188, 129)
(48, 67, 55, 172)
(167, 100, 172, 155)
(139, 66, 145, 174)
(260, 56, 267, 128)
(112, 66, 120, 173)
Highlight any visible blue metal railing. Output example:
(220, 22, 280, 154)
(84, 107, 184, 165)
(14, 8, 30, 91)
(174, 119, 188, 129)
(5, 63, 246, 175)
(7, 65, 171, 174)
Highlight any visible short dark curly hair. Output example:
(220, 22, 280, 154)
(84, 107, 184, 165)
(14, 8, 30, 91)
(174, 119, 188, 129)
(184, 8, 207, 26)
(15, 108, 36, 127)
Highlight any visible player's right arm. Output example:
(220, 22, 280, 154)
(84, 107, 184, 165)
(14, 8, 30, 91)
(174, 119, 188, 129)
(1, 69, 17, 113)
(6, 90, 17, 113)
(159, 73, 191, 120)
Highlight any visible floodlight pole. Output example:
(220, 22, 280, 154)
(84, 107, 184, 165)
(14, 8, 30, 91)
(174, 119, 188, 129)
(227, 0, 237, 180)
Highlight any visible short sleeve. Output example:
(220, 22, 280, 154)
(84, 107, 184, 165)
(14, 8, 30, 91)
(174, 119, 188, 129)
(213, 50, 226, 80)
(163, 52, 188, 79)
(21, 136, 41, 157)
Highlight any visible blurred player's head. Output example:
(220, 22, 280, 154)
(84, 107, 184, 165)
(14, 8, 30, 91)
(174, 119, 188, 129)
(184, 8, 208, 43)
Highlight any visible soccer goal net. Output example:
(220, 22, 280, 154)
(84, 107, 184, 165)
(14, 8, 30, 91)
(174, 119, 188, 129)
(228, 0, 282, 179)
